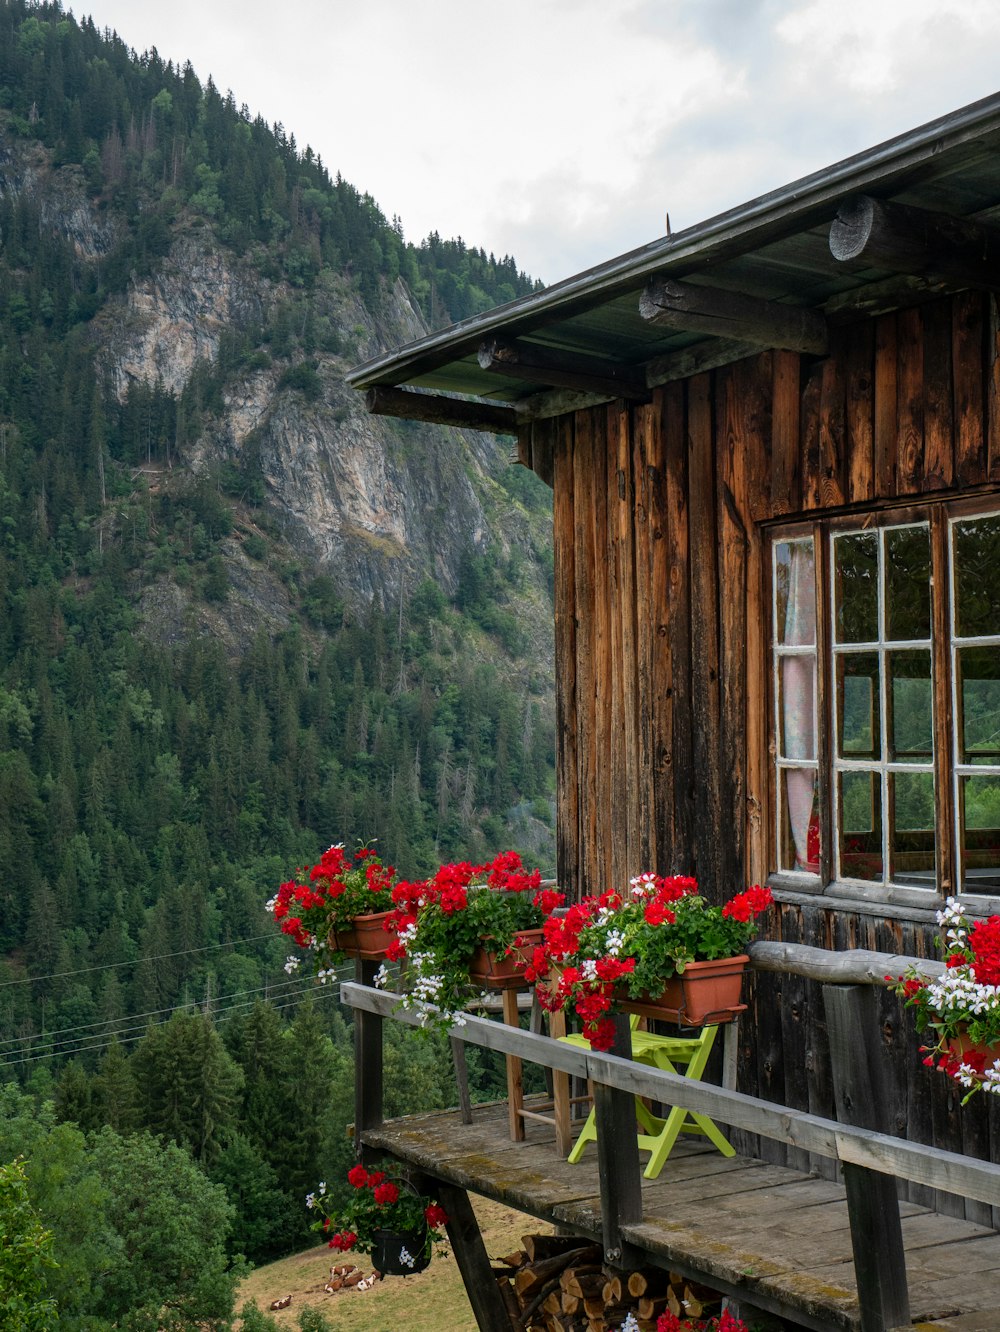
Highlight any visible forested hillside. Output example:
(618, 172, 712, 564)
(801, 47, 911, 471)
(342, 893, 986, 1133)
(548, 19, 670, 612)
(0, 4, 554, 1324)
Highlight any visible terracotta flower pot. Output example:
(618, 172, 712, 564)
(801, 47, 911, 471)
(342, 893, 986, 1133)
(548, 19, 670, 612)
(621, 954, 749, 1026)
(468, 929, 544, 989)
(944, 1029, 1000, 1074)
(371, 1228, 431, 1276)
(332, 910, 396, 960)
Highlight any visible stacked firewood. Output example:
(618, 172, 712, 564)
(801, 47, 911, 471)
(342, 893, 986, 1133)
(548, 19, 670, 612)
(492, 1234, 724, 1331)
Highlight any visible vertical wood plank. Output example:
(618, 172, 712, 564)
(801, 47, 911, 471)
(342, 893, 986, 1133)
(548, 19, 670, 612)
(800, 361, 823, 511)
(896, 306, 924, 495)
(662, 383, 693, 872)
(874, 314, 898, 500)
(953, 290, 985, 486)
(845, 321, 875, 505)
(615, 404, 642, 880)
(988, 294, 1000, 483)
(770, 349, 801, 517)
(591, 408, 613, 897)
(573, 410, 599, 899)
(607, 404, 627, 892)
(632, 402, 656, 871)
(922, 298, 954, 492)
(717, 362, 750, 893)
(552, 417, 580, 898)
(818, 339, 846, 509)
(778, 906, 812, 1174)
(687, 374, 722, 897)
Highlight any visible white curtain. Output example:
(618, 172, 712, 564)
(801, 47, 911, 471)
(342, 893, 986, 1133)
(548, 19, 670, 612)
(782, 545, 817, 870)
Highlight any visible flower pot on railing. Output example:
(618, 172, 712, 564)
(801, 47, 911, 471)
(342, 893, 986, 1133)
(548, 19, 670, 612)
(468, 928, 545, 989)
(372, 1228, 431, 1276)
(620, 954, 749, 1026)
(333, 910, 397, 960)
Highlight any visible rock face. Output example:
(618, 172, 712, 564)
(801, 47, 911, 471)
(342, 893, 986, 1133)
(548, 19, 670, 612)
(104, 229, 533, 609)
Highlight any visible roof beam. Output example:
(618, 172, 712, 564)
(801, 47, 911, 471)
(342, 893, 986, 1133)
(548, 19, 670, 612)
(639, 278, 828, 354)
(829, 194, 1000, 287)
(365, 385, 517, 436)
(478, 337, 650, 401)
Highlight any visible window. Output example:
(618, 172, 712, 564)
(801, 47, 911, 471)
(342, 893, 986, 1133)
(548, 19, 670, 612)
(771, 507, 1000, 896)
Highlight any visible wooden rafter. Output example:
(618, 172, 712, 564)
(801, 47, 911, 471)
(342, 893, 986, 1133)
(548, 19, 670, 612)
(829, 194, 1000, 287)
(478, 337, 650, 401)
(364, 384, 517, 436)
(639, 278, 828, 354)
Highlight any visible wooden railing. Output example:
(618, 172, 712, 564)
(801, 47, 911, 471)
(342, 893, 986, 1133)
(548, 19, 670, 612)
(342, 944, 994, 1332)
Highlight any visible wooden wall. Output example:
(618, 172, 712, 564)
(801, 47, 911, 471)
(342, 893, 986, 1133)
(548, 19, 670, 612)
(530, 290, 1000, 1207)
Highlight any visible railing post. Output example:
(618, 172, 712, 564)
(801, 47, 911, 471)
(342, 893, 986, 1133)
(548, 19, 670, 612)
(354, 959, 384, 1161)
(823, 983, 910, 1332)
(592, 1012, 643, 1268)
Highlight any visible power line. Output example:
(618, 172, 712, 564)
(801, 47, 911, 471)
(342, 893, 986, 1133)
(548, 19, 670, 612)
(0, 970, 321, 1053)
(0, 931, 282, 989)
(0, 970, 351, 1069)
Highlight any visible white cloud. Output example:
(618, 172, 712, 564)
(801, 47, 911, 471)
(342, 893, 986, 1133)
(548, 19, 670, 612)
(83, 0, 1000, 283)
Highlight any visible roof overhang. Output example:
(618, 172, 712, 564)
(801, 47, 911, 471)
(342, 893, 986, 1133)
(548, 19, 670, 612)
(347, 91, 1000, 432)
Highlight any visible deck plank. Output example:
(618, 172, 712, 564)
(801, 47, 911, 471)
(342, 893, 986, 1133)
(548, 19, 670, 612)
(361, 1103, 1000, 1332)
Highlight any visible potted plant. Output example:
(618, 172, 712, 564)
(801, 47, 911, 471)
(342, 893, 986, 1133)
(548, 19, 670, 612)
(307, 1165, 449, 1276)
(892, 896, 1000, 1100)
(380, 851, 562, 1027)
(528, 875, 773, 1050)
(267, 843, 398, 973)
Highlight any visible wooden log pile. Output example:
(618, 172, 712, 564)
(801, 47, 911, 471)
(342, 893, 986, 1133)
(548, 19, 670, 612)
(492, 1234, 726, 1331)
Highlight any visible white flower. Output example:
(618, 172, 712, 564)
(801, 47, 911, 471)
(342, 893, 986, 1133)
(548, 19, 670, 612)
(374, 964, 391, 989)
(265, 894, 278, 914)
(305, 1192, 316, 1209)
(605, 929, 625, 957)
(619, 1314, 640, 1332)
(283, 956, 301, 974)
(398, 1246, 416, 1269)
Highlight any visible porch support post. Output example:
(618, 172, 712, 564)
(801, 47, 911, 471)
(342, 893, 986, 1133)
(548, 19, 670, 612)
(354, 959, 384, 1162)
(823, 984, 910, 1332)
(593, 1012, 643, 1269)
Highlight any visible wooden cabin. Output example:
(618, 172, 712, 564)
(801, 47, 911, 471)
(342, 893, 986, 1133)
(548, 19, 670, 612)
(347, 94, 1000, 1323)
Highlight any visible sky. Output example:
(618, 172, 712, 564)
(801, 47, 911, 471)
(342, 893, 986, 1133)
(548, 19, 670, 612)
(80, 0, 1000, 286)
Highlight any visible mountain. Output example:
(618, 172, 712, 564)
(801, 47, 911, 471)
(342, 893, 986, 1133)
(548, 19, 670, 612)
(0, 3, 556, 1018)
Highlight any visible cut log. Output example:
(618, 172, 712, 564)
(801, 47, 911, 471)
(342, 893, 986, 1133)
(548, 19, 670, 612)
(514, 1246, 600, 1300)
(683, 1282, 722, 1318)
(560, 1266, 605, 1299)
(498, 1249, 528, 1269)
(640, 278, 828, 354)
(627, 1268, 671, 1298)
(602, 1274, 622, 1302)
(522, 1234, 594, 1263)
(638, 1294, 671, 1320)
(497, 1279, 521, 1327)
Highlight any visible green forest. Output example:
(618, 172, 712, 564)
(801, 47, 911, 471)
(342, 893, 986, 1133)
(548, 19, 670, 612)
(0, 3, 554, 1325)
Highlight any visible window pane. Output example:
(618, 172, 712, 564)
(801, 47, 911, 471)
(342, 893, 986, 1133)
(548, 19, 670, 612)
(960, 774, 1000, 891)
(885, 525, 931, 641)
(958, 646, 1000, 764)
(835, 531, 879, 644)
(891, 771, 936, 887)
(779, 655, 816, 760)
(837, 652, 879, 759)
(953, 513, 1000, 638)
(888, 650, 933, 762)
(840, 771, 883, 880)
(775, 540, 815, 646)
(779, 767, 819, 873)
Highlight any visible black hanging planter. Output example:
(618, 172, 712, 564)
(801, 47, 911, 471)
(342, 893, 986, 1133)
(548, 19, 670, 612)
(372, 1228, 431, 1276)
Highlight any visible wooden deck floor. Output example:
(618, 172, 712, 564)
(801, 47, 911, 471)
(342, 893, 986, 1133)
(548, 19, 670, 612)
(361, 1099, 1000, 1332)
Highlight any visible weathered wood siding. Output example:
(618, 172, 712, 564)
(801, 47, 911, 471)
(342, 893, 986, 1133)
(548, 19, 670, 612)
(537, 291, 1000, 1213)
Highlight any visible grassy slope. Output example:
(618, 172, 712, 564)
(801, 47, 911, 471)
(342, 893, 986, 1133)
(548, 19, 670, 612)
(236, 1197, 553, 1330)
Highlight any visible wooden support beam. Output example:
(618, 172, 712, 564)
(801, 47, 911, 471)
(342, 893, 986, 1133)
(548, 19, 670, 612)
(353, 959, 384, 1162)
(478, 337, 650, 401)
(592, 1013, 643, 1270)
(830, 194, 1000, 288)
(365, 384, 518, 435)
(824, 985, 910, 1332)
(639, 278, 828, 354)
(432, 1181, 516, 1332)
